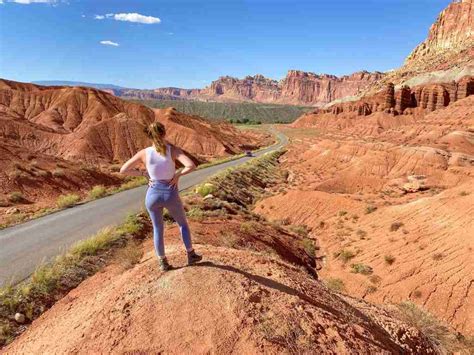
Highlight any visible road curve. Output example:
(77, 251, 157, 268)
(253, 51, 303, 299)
(0, 130, 288, 286)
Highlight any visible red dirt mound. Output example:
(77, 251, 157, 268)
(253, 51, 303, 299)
(0, 79, 270, 221)
(2, 242, 435, 354)
(0, 79, 268, 164)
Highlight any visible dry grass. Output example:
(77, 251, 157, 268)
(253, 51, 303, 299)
(334, 249, 356, 264)
(56, 194, 81, 208)
(302, 238, 316, 258)
(88, 185, 107, 200)
(8, 192, 24, 204)
(351, 263, 373, 275)
(325, 278, 346, 293)
(0, 213, 146, 347)
(397, 302, 474, 354)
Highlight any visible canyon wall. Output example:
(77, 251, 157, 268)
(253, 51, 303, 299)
(113, 70, 384, 107)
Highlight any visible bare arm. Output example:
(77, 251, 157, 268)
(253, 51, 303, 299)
(169, 147, 196, 187)
(174, 147, 196, 177)
(119, 150, 147, 177)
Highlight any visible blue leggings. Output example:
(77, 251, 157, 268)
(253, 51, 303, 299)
(145, 181, 193, 258)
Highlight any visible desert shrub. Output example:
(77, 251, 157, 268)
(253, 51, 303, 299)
(356, 229, 367, 239)
(351, 263, 373, 275)
(384, 255, 396, 265)
(240, 221, 258, 234)
(8, 192, 24, 203)
(397, 301, 470, 353)
(88, 185, 107, 200)
(334, 249, 356, 263)
(289, 224, 309, 237)
(325, 278, 346, 293)
(302, 238, 315, 257)
(365, 205, 377, 214)
(413, 290, 423, 299)
(195, 183, 217, 197)
(366, 285, 377, 294)
(52, 169, 65, 177)
(459, 191, 470, 196)
(56, 194, 80, 208)
(338, 210, 348, 217)
(186, 207, 206, 220)
(432, 253, 444, 261)
(390, 221, 404, 232)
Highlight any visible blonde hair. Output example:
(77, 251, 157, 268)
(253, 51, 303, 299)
(145, 122, 167, 155)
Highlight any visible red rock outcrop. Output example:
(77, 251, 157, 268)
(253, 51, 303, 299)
(405, 0, 474, 68)
(113, 71, 384, 106)
(316, 76, 474, 118)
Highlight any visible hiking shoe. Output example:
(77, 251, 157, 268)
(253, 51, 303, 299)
(159, 258, 172, 271)
(187, 250, 202, 265)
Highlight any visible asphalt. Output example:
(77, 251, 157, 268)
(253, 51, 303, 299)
(0, 131, 287, 286)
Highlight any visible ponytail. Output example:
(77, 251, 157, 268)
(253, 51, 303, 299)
(145, 122, 167, 155)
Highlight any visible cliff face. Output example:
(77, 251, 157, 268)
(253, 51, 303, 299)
(147, 71, 383, 106)
(279, 70, 384, 105)
(406, 0, 473, 67)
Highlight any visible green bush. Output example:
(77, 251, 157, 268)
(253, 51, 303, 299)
(56, 194, 81, 208)
(195, 183, 217, 197)
(351, 263, 373, 275)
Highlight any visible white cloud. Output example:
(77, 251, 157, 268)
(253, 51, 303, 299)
(95, 12, 161, 24)
(100, 40, 119, 47)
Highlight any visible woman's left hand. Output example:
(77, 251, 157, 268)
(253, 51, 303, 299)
(169, 172, 181, 188)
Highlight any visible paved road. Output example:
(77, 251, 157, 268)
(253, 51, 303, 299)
(0, 131, 287, 286)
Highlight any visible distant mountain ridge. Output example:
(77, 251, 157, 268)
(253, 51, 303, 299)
(32, 80, 127, 90)
(33, 70, 385, 107)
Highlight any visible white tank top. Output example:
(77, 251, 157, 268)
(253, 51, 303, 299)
(145, 145, 176, 181)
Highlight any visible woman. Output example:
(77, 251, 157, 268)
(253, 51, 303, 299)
(120, 122, 202, 271)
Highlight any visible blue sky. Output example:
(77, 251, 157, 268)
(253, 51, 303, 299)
(0, 0, 451, 89)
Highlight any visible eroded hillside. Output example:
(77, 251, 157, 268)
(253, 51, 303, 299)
(1, 153, 441, 354)
(256, 94, 474, 336)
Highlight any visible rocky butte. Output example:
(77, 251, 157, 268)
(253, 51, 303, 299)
(119, 70, 385, 107)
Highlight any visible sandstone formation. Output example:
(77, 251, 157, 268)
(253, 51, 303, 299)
(114, 70, 385, 107)
(312, 76, 474, 118)
(405, 0, 474, 69)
